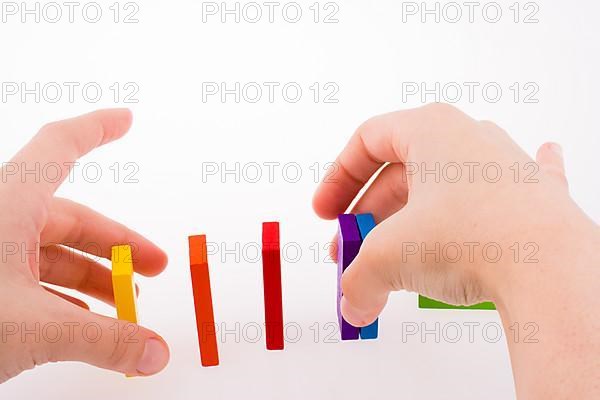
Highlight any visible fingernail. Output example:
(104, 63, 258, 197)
(548, 143, 563, 156)
(136, 338, 169, 376)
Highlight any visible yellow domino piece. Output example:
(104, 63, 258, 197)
(112, 245, 138, 323)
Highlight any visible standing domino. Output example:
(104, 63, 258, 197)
(112, 244, 138, 323)
(262, 222, 284, 350)
(112, 244, 138, 377)
(355, 213, 379, 340)
(337, 214, 361, 340)
(189, 235, 220, 367)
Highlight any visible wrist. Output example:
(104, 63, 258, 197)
(493, 222, 599, 399)
(482, 199, 599, 316)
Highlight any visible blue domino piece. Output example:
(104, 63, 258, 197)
(355, 213, 379, 340)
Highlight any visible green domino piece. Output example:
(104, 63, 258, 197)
(418, 295, 496, 310)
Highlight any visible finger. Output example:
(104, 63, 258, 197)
(313, 103, 473, 219)
(340, 208, 483, 327)
(350, 163, 409, 221)
(536, 142, 568, 189)
(39, 245, 139, 306)
(48, 297, 169, 377)
(41, 198, 168, 277)
(326, 163, 410, 265)
(328, 232, 338, 263)
(42, 286, 89, 310)
(7, 109, 132, 217)
(340, 211, 429, 327)
(340, 223, 397, 327)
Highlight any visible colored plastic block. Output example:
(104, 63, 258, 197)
(337, 214, 361, 341)
(262, 222, 284, 350)
(418, 295, 496, 310)
(355, 213, 379, 340)
(189, 235, 219, 367)
(111, 245, 138, 323)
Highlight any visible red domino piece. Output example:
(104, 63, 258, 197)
(188, 235, 219, 367)
(262, 222, 284, 350)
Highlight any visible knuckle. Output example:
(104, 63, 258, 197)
(420, 103, 475, 137)
(26, 346, 49, 370)
(38, 122, 71, 146)
(479, 119, 507, 135)
(0, 369, 19, 384)
(39, 121, 61, 135)
(543, 167, 569, 186)
(38, 121, 68, 151)
(355, 114, 384, 138)
(106, 324, 137, 370)
(422, 102, 461, 117)
(40, 119, 94, 157)
(479, 119, 499, 130)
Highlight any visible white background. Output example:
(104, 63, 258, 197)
(1, 1, 598, 399)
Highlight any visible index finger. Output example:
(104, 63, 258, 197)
(312, 104, 472, 219)
(6, 108, 133, 215)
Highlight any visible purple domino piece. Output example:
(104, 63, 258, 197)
(337, 214, 362, 341)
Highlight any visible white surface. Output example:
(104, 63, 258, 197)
(0, 1, 598, 399)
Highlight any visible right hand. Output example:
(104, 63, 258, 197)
(313, 103, 597, 327)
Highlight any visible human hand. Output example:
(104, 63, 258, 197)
(313, 103, 600, 398)
(313, 103, 597, 323)
(0, 109, 169, 382)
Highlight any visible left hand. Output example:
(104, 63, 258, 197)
(0, 109, 169, 382)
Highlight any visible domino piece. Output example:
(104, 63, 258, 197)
(418, 295, 496, 310)
(189, 235, 220, 367)
(262, 222, 284, 350)
(337, 214, 361, 341)
(355, 213, 379, 340)
(112, 245, 138, 323)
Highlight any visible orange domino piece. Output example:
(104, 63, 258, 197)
(188, 235, 219, 367)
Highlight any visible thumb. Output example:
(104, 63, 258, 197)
(536, 142, 568, 190)
(48, 301, 169, 377)
(340, 211, 421, 327)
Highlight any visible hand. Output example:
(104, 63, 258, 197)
(313, 103, 599, 398)
(0, 109, 169, 382)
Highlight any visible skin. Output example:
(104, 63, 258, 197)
(313, 103, 600, 399)
(1, 105, 598, 397)
(0, 109, 169, 382)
